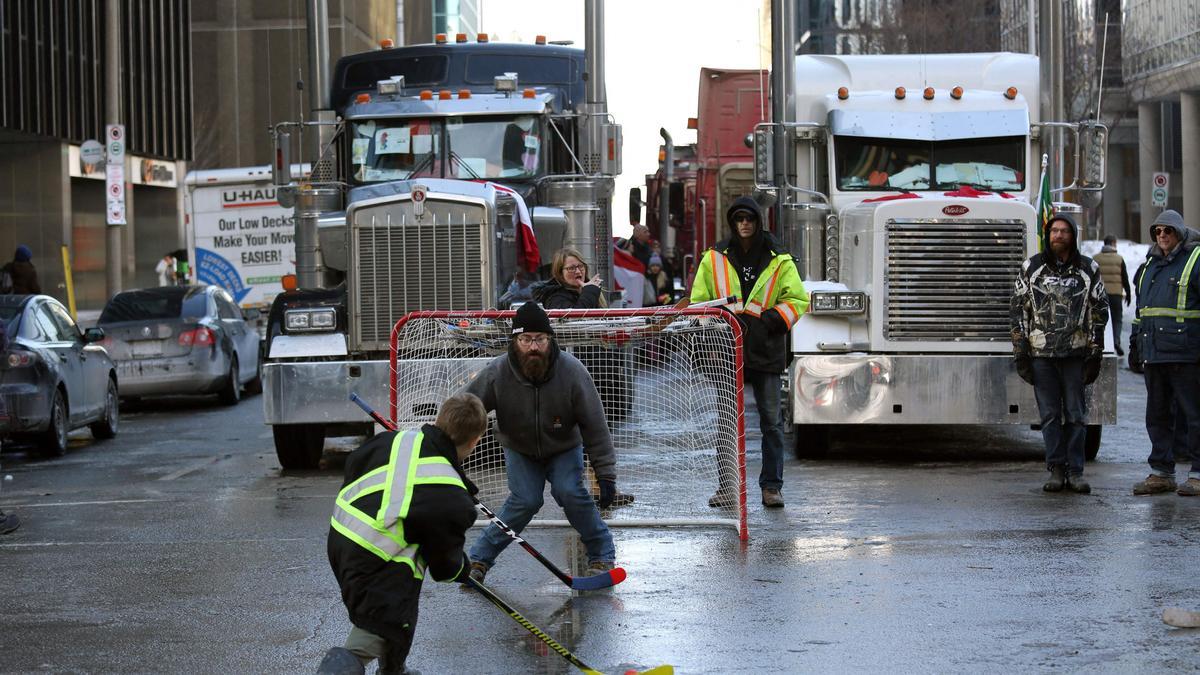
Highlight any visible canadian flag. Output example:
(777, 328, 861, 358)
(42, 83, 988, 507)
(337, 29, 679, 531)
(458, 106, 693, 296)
(612, 240, 647, 308)
(489, 182, 541, 274)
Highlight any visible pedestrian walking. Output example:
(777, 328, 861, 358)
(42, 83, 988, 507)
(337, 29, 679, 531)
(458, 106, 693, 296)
(320, 393, 488, 675)
(155, 253, 177, 287)
(1092, 234, 1131, 355)
(1011, 213, 1108, 494)
(465, 301, 619, 583)
(689, 196, 809, 508)
(1131, 210, 1200, 496)
(1, 245, 41, 295)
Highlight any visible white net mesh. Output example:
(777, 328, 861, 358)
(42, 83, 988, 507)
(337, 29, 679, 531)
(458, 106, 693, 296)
(389, 307, 747, 539)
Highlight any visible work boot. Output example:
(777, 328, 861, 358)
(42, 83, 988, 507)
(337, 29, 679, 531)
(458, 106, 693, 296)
(1043, 466, 1066, 492)
(467, 561, 489, 584)
(316, 647, 366, 675)
(761, 487, 785, 508)
(1133, 474, 1177, 495)
(1177, 478, 1200, 496)
(586, 561, 615, 577)
(708, 488, 736, 508)
(1066, 474, 1091, 494)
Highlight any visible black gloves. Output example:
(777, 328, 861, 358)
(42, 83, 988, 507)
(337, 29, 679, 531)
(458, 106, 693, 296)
(452, 554, 473, 583)
(1013, 339, 1035, 385)
(761, 310, 789, 335)
(598, 479, 616, 509)
(1084, 348, 1103, 385)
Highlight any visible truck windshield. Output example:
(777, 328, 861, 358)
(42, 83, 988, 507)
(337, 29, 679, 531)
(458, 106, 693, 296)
(835, 135, 1025, 192)
(350, 115, 541, 184)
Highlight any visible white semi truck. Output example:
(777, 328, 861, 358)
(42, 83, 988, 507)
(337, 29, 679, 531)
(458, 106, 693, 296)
(754, 52, 1114, 457)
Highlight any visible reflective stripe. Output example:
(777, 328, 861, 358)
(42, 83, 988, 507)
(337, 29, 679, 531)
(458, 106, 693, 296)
(339, 467, 387, 504)
(1139, 308, 1200, 319)
(380, 431, 420, 525)
(775, 302, 799, 325)
(1175, 248, 1200, 322)
(710, 252, 734, 300)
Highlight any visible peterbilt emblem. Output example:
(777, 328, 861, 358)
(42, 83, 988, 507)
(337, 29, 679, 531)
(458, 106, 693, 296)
(942, 205, 970, 216)
(411, 184, 427, 218)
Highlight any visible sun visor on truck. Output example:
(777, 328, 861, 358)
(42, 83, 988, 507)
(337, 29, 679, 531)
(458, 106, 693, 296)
(829, 108, 1028, 141)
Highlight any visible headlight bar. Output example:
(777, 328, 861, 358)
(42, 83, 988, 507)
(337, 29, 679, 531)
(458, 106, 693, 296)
(809, 291, 868, 315)
(285, 308, 337, 332)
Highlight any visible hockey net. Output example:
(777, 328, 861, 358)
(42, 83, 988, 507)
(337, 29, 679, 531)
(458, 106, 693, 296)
(389, 307, 747, 540)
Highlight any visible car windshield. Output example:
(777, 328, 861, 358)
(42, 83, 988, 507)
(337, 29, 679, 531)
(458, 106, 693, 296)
(835, 135, 1025, 192)
(99, 288, 209, 323)
(349, 114, 540, 184)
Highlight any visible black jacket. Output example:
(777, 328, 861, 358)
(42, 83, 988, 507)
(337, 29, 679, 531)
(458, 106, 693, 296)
(327, 424, 477, 639)
(531, 278, 603, 309)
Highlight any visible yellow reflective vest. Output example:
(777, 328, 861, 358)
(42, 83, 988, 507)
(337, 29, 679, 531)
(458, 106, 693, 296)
(330, 429, 467, 579)
(690, 247, 809, 327)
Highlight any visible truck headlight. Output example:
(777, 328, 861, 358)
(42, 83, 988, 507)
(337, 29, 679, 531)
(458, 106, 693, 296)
(810, 291, 868, 315)
(285, 308, 337, 332)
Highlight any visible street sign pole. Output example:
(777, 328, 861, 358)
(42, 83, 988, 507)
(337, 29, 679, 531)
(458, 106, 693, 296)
(105, 0, 123, 297)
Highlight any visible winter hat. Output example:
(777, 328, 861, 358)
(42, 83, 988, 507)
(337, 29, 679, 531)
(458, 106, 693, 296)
(1152, 209, 1185, 236)
(512, 301, 554, 336)
(648, 253, 663, 268)
(14, 244, 31, 262)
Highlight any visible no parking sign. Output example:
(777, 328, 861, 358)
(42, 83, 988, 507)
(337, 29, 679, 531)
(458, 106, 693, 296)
(105, 124, 126, 225)
(1152, 172, 1169, 208)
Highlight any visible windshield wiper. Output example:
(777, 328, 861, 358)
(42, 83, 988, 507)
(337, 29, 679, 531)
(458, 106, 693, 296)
(405, 151, 437, 179)
(935, 181, 1003, 191)
(449, 149, 482, 180)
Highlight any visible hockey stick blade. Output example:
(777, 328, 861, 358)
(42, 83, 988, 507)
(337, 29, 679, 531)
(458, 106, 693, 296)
(570, 566, 628, 591)
(1163, 607, 1200, 628)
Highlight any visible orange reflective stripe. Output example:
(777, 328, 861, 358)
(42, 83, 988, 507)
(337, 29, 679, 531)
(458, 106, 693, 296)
(714, 253, 733, 299)
(758, 264, 782, 309)
(775, 303, 799, 325)
(744, 301, 763, 317)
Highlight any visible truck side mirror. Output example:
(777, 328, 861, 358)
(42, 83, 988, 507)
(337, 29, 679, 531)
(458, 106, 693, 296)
(754, 127, 775, 188)
(1078, 122, 1108, 191)
(628, 187, 642, 225)
(272, 130, 292, 187)
(668, 183, 684, 226)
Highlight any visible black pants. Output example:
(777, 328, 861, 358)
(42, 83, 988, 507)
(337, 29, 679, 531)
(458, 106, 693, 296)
(1144, 362, 1200, 475)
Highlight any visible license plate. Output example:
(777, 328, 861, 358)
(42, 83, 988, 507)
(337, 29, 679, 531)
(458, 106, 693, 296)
(130, 340, 163, 358)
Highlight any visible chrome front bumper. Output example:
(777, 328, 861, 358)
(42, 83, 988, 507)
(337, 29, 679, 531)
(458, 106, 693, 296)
(790, 354, 1118, 425)
(262, 357, 491, 425)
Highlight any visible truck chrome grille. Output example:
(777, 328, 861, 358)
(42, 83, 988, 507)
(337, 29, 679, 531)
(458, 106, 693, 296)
(353, 201, 489, 351)
(884, 219, 1026, 341)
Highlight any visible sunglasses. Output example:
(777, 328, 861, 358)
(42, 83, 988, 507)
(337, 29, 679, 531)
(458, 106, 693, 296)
(734, 214, 756, 224)
(1153, 226, 1177, 237)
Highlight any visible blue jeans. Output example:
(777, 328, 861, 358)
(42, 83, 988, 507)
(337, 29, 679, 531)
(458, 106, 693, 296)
(745, 368, 785, 490)
(469, 445, 615, 566)
(1031, 357, 1087, 476)
(1144, 362, 1200, 476)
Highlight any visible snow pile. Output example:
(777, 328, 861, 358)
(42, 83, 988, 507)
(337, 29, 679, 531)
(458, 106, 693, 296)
(1079, 238, 1150, 326)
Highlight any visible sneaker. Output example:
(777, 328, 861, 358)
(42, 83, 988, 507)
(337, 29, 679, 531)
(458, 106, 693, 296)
(586, 561, 615, 576)
(1177, 478, 1200, 496)
(1043, 466, 1066, 492)
(708, 489, 736, 508)
(761, 487, 785, 508)
(1066, 474, 1091, 494)
(1133, 474, 1177, 495)
(467, 561, 489, 584)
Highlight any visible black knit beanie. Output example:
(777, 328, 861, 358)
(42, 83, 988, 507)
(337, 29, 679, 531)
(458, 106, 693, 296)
(512, 302, 554, 335)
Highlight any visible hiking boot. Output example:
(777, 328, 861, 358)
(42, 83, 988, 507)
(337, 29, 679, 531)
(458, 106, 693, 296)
(1066, 474, 1091, 494)
(586, 561, 615, 576)
(1177, 478, 1200, 496)
(1133, 474, 1177, 495)
(467, 561, 489, 584)
(708, 489, 736, 508)
(1043, 466, 1066, 492)
(761, 487, 785, 508)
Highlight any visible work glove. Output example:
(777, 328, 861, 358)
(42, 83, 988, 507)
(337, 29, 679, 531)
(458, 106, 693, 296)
(1014, 354, 1035, 385)
(761, 309, 789, 336)
(598, 479, 617, 509)
(452, 554, 473, 584)
(1084, 347, 1103, 385)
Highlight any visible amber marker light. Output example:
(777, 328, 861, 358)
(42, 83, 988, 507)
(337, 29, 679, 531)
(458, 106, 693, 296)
(419, 90, 433, 100)
(281, 274, 298, 291)
(1005, 86, 1018, 100)
(951, 86, 964, 100)
(522, 88, 536, 99)
(923, 87, 935, 100)
(439, 90, 452, 100)
(456, 33, 467, 43)
(379, 39, 394, 49)
(355, 93, 371, 104)
(687, 117, 698, 130)
(837, 87, 849, 100)
(458, 89, 471, 99)
(435, 33, 447, 44)
(477, 33, 489, 43)
(535, 35, 547, 45)
(895, 87, 906, 99)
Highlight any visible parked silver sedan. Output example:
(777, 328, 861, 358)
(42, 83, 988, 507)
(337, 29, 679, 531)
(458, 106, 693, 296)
(98, 286, 261, 404)
(0, 294, 119, 456)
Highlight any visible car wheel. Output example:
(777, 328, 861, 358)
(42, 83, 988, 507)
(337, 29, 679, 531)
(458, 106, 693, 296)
(90, 377, 119, 440)
(273, 423, 325, 469)
(39, 389, 69, 457)
(218, 355, 241, 405)
(244, 354, 263, 396)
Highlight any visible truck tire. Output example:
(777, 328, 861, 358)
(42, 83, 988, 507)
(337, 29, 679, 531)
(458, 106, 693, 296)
(1085, 424, 1102, 461)
(794, 424, 831, 459)
(273, 423, 325, 470)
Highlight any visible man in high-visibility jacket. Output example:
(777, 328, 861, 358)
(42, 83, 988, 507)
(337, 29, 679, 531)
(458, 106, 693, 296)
(690, 196, 809, 508)
(320, 393, 488, 675)
(1133, 209, 1200, 497)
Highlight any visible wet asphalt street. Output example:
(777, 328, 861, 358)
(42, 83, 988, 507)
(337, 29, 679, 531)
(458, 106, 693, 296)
(1, 362, 1199, 674)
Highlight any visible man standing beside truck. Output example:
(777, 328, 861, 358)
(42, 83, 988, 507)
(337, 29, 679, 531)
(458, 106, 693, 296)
(1011, 214, 1108, 494)
(691, 197, 808, 508)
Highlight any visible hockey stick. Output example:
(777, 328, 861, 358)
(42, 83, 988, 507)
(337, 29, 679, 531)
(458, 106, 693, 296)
(1163, 607, 1200, 628)
(465, 576, 674, 675)
(349, 392, 628, 591)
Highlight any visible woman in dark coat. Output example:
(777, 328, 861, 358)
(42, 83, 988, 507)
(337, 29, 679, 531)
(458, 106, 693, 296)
(4, 245, 41, 295)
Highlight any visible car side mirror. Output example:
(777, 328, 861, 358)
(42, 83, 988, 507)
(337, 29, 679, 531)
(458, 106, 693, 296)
(84, 327, 106, 343)
(243, 308, 262, 321)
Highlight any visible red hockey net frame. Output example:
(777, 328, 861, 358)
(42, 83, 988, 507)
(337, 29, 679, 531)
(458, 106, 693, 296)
(388, 307, 748, 540)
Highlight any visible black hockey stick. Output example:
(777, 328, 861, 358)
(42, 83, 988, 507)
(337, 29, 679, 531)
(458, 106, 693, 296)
(349, 393, 627, 591)
(465, 576, 673, 675)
